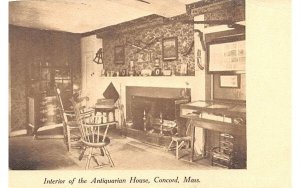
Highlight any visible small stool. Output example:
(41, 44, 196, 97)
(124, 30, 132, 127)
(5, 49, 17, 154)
(167, 136, 192, 159)
(167, 120, 192, 159)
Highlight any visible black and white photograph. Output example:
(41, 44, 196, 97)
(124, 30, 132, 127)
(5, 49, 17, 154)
(9, 0, 246, 171)
(6, 0, 293, 188)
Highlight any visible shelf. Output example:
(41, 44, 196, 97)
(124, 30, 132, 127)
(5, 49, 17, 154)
(97, 75, 197, 79)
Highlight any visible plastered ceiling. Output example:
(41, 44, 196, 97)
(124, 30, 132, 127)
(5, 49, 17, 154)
(9, 0, 200, 33)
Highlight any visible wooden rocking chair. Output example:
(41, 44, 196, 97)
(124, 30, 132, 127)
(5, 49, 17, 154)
(55, 87, 81, 151)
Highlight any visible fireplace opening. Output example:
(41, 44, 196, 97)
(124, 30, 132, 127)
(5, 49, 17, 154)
(125, 86, 190, 145)
(131, 96, 178, 133)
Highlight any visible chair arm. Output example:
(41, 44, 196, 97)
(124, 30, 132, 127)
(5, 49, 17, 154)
(81, 110, 92, 115)
(64, 112, 76, 121)
(65, 110, 74, 114)
(79, 111, 94, 121)
(65, 111, 75, 117)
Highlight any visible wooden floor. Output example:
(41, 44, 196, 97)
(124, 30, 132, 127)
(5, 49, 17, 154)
(9, 128, 221, 170)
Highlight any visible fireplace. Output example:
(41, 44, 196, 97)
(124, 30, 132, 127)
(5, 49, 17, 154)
(125, 86, 190, 146)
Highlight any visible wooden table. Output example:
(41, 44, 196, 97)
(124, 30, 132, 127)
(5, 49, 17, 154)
(180, 100, 246, 162)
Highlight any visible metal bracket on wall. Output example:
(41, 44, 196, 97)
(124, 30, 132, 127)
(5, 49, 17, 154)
(194, 29, 206, 51)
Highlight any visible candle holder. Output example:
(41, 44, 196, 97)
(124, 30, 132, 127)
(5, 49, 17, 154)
(159, 112, 163, 135)
(143, 110, 147, 131)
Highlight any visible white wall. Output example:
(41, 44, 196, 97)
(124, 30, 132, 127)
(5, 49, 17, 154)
(81, 34, 103, 105)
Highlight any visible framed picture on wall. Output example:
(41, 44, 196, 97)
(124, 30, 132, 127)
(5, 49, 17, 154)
(162, 37, 178, 61)
(219, 74, 240, 88)
(207, 35, 245, 73)
(114, 45, 125, 64)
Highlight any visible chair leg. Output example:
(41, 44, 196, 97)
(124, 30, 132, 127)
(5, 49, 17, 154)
(85, 147, 92, 170)
(91, 155, 100, 167)
(99, 147, 104, 156)
(167, 140, 174, 151)
(79, 147, 87, 161)
(67, 126, 71, 152)
(103, 147, 114, 167)
(178, 141, 185, 150)
(176, 141, 179, 159)
(62, 125, 67, 144)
